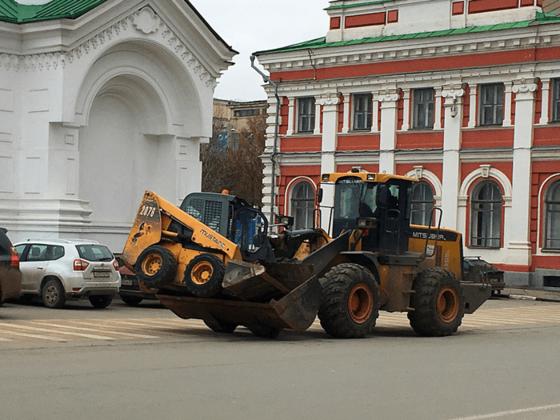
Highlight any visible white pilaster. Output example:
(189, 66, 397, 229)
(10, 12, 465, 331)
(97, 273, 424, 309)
(286, 97, 295, 136)
(342, 93, 351, 134)
(468, 84, 477, 128)
(371, 94, 379, 133)
(503, 82, 512, 127)
(313, 101, 322, 135)
(507, 81, 537, 266)
(540, 79, 550, 125)
(441, 86, 464, 230)
(379, 92, 399, 173)
(401, 89, 410, 131)
(434, 88, 442, 130)
(317, 94, 341, 232)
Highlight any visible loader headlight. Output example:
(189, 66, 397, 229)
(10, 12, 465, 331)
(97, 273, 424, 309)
(322, 174, 330, 182)
(367, 174, 375, 181)
(357, 217, 377, 229)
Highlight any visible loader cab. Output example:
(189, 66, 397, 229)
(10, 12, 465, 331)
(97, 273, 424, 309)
(180, 193, 270, 261)
(327, 172, 414, 255)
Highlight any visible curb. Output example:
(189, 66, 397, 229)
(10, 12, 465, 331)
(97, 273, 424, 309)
(503, 288, 560, 303)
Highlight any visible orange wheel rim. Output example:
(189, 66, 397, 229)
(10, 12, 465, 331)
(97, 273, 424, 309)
(191, 261, 214, 285)
(348, 284, 374, 324)
(436, 287, 460, 323)
(141, 253, 163, 276)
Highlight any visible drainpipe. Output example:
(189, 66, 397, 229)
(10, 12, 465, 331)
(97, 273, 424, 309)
(250, 55, 280, 228)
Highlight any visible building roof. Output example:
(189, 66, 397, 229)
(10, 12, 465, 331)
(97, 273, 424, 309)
(255, 12, 560, 56)
(0, 0, 107, 23)
(0, 0, 237, 54)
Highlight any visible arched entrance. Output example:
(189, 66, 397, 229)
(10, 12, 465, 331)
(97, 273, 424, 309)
(78, 74, 175, 250)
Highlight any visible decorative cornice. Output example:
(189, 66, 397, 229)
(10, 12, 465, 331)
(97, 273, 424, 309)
(316, 94, 340, 106)
(0, 6, 217, 88)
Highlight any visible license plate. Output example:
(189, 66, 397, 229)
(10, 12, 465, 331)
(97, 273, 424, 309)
(93, 271, 110, 278)
(121, 279, 133, 286)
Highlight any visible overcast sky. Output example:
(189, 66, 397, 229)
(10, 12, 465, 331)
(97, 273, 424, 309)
(190, 0, 330, 101)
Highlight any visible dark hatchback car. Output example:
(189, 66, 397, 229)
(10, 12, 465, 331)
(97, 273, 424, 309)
(0, 228, 22, 303)
(463, 257, 505, 295)
(115, 255, 156, 306)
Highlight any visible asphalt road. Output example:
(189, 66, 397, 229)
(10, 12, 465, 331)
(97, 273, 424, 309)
(0, 298, 559, 420)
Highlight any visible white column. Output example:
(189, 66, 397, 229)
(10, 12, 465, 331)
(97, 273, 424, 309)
(434, 88, 443, 130)
(317, 95, 340, 232)
(441, 86, 464, 230)
(401, 89, 410, 131)
(286, 97, 295, 136)
(507, 81, 537, 266)
(342, 93, 351, 134)
(379, 92, 399, 173)
(540, 79, 551, 125)
(371, 94, 379, 133)
(313, 101, 322, 135)
(468, 84, 477, 128)
(503, 82, 513, 127)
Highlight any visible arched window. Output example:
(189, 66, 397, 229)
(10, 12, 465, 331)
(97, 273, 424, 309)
(545, 181, 560, 250)
(410, 182, 434, 226)
(471, 181, 502, 248)
(290, 181, 315, 230)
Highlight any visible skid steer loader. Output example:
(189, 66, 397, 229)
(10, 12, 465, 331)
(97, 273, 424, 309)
(123, 170, 491, 339)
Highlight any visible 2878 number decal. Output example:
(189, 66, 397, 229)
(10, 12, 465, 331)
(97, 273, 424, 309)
(139, 204, 157, 218)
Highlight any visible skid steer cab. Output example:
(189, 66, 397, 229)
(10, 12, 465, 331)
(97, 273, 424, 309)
(122, 191, 273, 298)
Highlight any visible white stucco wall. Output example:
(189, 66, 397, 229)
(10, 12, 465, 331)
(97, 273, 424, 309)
(0, 0, 235, 251)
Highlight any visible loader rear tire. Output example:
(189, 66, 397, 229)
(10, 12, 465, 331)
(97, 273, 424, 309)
(204, 318, 237, 334)
(318, 263, 379, 339)
(408, 268, 464, 337)
(134, 246, 177, 288)
(183, 254, 225, 298)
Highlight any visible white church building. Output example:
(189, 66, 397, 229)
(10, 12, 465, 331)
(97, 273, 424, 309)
(0, 0, 235, 250)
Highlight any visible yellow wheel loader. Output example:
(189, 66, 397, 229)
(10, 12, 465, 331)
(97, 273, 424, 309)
(123, 170, 491, 339)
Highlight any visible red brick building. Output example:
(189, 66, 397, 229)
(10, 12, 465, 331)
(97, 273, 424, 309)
(255, 0, 560, 288)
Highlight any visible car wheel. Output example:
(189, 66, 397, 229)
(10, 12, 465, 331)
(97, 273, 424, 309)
(120, 295, 143, 306)
(89, 295, 113, 309)
(42, 278, 66, 309)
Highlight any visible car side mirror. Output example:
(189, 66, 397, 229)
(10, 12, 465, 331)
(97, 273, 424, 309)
(317, 188, 323, 204)
(376, 185, 390, 208)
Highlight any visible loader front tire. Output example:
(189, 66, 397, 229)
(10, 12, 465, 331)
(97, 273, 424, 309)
(318, 263, 379, 339)
(408, 268, 464, 337)
(204, 317, 237, 334)
(247, 323, 281, 339)
(135, 246, 177, 288)
(183, 254, 225, 298)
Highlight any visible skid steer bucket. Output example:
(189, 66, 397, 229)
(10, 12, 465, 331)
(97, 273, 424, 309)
(158, 275, 322, 331)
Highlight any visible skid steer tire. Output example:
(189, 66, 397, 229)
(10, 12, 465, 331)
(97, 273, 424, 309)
(408, 268, 464, 337)
(247, 324, 281, 339)
(134, 246, 177, 288)
(318, 263, 379, 339)
(204, 318, 237, 334)
(183, 255, 225, 298)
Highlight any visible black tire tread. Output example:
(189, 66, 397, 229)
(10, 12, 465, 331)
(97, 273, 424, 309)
(134, 245, 177, 288)
(408, 267, 464, 337)
(183, 254, 225, 298)
(318, 263, 379, 339)
(89, 295, 113, 309)
(204, 318, 237, 334)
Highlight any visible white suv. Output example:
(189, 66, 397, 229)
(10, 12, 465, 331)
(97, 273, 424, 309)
(15, 240, 121, 309)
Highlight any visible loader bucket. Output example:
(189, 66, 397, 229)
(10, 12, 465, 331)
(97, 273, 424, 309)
(157, 275, 322, 331)
(222, 231, 352, 302)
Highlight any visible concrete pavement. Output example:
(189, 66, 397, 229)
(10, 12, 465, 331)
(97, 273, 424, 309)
(0, 299, 559, 420)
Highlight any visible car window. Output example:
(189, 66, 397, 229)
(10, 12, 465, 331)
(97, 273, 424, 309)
(76, 245, 114, 262)
(15, 245, 27, 261)
(27, 244, 48, 262)
(46, 245, 65, 261)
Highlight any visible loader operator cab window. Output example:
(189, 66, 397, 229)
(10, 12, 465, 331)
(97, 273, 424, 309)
(333, 178, 379, 235)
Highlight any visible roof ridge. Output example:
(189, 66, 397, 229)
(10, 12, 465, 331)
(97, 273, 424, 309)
(255, 16, 560, 56)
